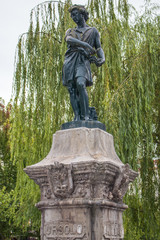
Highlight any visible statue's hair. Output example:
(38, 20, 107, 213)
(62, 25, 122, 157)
(68, 5, 89, 21)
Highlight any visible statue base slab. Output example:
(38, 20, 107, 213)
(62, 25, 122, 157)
(61, 120, 106, 131)
(24, 127, 138, 240)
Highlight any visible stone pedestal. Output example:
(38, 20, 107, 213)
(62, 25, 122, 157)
(24, 127, 138, 240)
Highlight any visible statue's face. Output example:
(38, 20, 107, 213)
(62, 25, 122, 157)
(71, 9, 84, 24)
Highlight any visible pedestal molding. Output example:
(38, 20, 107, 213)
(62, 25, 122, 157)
(24, 128, 138, 240)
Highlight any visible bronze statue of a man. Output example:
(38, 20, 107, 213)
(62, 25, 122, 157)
(62, 5, 105, 121)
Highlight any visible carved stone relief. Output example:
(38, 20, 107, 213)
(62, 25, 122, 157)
(112, 164, 131, 201)
(95, 184, 113, 200)
(44, 221, 87, 240)
(73, 183, 90, 198)
(47, 162, 74, 199)
(103, 221, 124, 239)
(45, 186, 52, 199)
(34, 161, 133, 203)
(34, 176, 48, 186)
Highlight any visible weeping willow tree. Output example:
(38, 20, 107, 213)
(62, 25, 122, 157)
(9, 0, 160, 239)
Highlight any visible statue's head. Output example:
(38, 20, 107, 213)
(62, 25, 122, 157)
(68, 5, 89, 23)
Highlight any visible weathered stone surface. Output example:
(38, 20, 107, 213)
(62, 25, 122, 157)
(25, 127, 122, 165)
(24, 128, 138, 240)
(38, 201, 126, 240)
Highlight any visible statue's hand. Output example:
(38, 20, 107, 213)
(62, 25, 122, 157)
(89, 56, 105, 66)
(89, 56, 97, 63)
(95, 58, 105, 67)
(84, 43, 96, 55)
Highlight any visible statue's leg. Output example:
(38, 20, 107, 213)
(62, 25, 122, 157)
(67, 84, 80, 121)
(76, 77, 89, 121)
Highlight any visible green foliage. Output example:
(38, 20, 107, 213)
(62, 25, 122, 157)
(5, 0, 160, 238)
(0, 187, 14, 239)
(0, 100, 16, 191)
(0, 100, 17, 239)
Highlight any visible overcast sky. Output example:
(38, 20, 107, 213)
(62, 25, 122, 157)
(0, 0, 159, 105)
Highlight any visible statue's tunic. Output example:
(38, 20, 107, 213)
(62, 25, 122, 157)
(62, 26, 99, 87)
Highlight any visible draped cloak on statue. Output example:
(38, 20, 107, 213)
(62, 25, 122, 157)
(62, 26, 100, 87)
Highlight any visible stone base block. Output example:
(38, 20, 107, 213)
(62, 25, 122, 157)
(24, 128, 138, 240)
(41, 206, 91, 240)
(38, 200, 126, 240)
